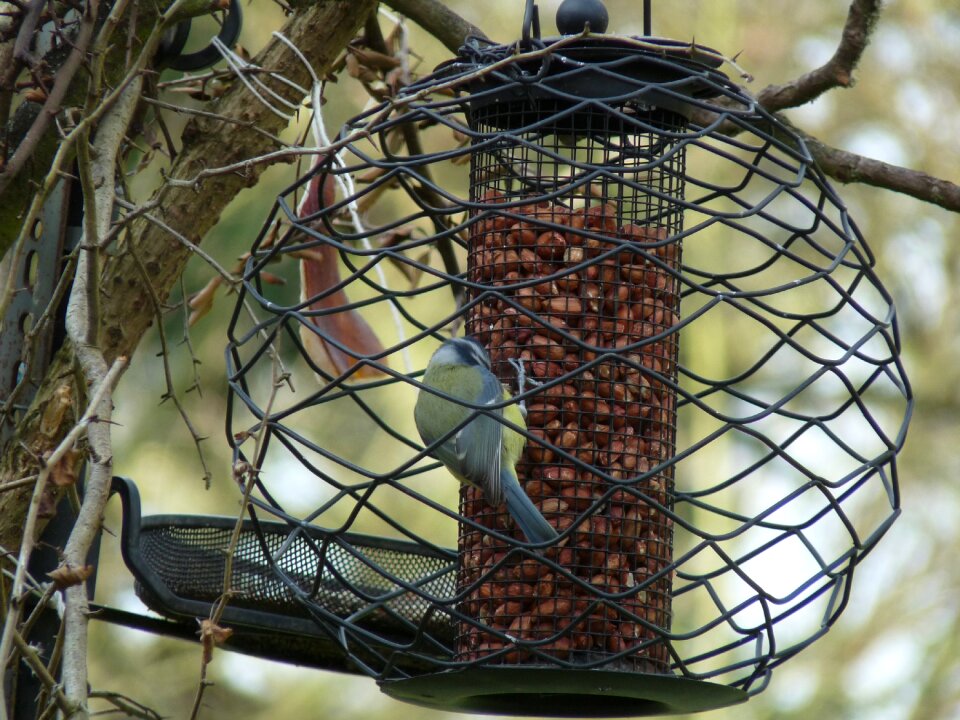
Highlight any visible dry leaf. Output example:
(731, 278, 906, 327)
(199, 619, 234, 664)
(39, 384, 73, 437)
(297, 170, 386, 380)
(344, 53, 377, 84)
(187, 276, 223, 327)
(259, 271, 285, 286)
(350, 46, 401, 72)
(50, 448, 81, 487)
(49, 564, 94, 589)
(22, 87, 48, 103)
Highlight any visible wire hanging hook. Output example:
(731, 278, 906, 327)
(521, 0, 541, 44)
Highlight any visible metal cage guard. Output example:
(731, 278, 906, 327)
(213, 7, 910, 717)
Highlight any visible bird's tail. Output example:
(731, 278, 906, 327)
(502, 469, 559, 544)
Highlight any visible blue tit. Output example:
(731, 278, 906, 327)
(414, 337, 558, 545)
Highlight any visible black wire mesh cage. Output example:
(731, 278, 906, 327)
(224, 8, 911, 716)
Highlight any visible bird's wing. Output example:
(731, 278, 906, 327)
(455, 371, 504, 506)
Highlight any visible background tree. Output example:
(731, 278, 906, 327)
(0, 0, 956, 718)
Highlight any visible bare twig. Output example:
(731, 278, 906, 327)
(0, 475, 38, 493)
(188, 365, 285, 720)
(161, 146, 325, 188)
(179, 275, 204, 397)
(0, 0, 214, 325)
(88, 691, 162, 720)
(0, 356, 126, 713)
(0, 0, 98, 197)
(381, 0, 486, 54)
(112, 197, 239, 285)
(757, 0, 882, 112)
(141, 96, 291, 146)
(11, 0, 43, 66)
(60, 71, 142, 720)
(11, 629, 74, 717)
(128, 239, 213, 487)
(682, 0, 960, 214)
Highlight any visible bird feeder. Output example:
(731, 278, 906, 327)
(219, 0, 911, 715)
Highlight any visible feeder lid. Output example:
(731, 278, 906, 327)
(427, 33, 738, 128)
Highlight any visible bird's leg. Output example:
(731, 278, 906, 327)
(507, 356, 542, 418)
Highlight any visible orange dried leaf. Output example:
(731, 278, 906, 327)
(199, 619, 234, 664)
(298, 170, 386, 380)
(23, 88, 48, 103)
(49, 564, 93, 589)
(350, 46, 402, 72)
(260, 271, 286, 286)
(188, 276, 222, 327)
(50, 449, 81, 487)
(345, 53, 377, 84)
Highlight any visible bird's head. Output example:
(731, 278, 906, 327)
(429, 336, 491, 371)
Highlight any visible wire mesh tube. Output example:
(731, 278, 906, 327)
(457, 102, 689, 671)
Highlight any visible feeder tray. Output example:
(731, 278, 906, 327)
(106, 477, 456, 674)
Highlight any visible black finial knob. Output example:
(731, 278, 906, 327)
(556, 0, 609, 35)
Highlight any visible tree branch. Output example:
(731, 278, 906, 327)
(0, 0, 98, 199)
(11, 629, 75, 717)
(0, 355, 126, 715)
(381, 0, 486, 54)
(757, 0, 882, 112)
(685, 0, 960, 214)
(797, 124, 960, 213)
(59, 74, 142, 719)
(0, 0, 378, 553)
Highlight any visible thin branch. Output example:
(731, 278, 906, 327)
(685, 0, 960, 214)
(381, 0, 486, 54)
(161, 146, 325, 188)
(797, 123, 960, 213)
(141, 96, 291, 147)
(60, 70, 142, 720)
(0, 0, 97, 197)
(11, 629, 74, 717)
(127, 238, 213, 487)
(11, 0, 43, 66)
(113, 197, 239, 285)
(189, 362, 285, 720)
(88, 691, 162, 720)
(757, 0, 882, 112)
(0, 356, 126, 704)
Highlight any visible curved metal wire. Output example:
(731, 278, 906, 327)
(223, 36, 911, 697)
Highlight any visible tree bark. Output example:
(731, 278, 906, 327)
(0, 0, 377, 556)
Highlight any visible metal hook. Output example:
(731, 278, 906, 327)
(521, 0, 541, 44)
(157, 0, 244, 72)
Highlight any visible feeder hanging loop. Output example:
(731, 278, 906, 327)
(521, 0, 542, 45)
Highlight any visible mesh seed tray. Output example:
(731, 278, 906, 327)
(109, 476, 456, 673)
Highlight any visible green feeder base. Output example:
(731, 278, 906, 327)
(380, 668, 748, 717)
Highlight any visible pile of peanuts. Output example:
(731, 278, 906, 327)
(458, 192, 681, 672)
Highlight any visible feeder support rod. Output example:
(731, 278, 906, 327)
(644, 0, 651, 36)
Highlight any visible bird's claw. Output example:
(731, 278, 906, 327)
(507, 356, 543, 418)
